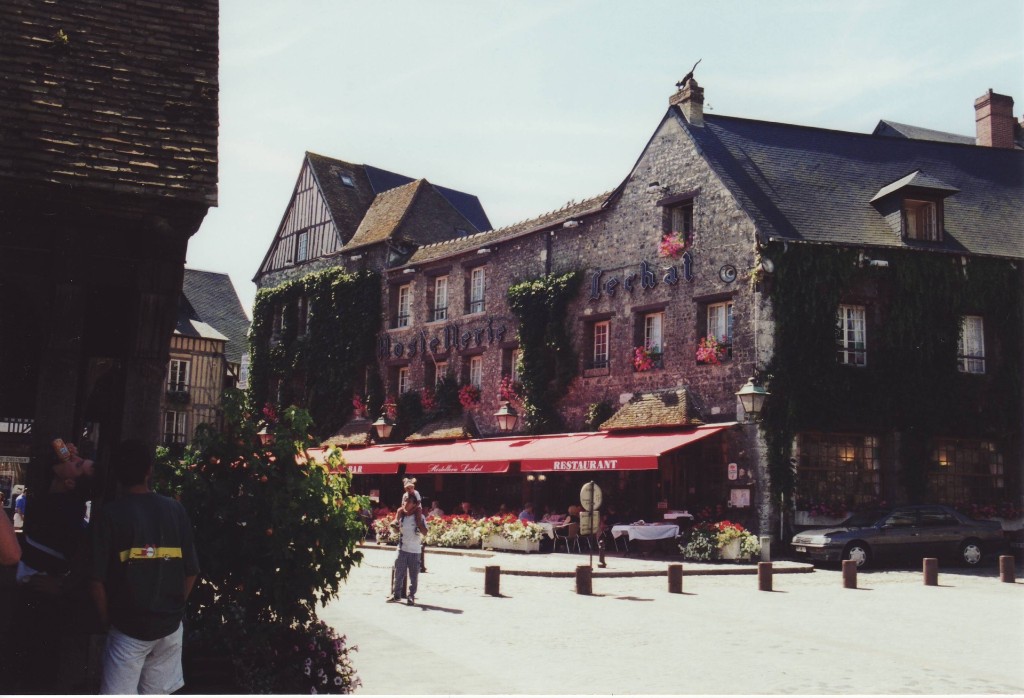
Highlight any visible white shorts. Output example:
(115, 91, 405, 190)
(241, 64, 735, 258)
(100, 621, 185, 695)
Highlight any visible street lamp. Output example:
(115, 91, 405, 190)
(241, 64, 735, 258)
(372, 412, 394, 440)
(735, 376, 769, 421)
(494, 400, 519, 433)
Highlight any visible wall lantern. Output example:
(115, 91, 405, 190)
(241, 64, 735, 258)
(494, 400, 519, 433)
(735, 377, 769, 421)
(372, 413, 395, 440)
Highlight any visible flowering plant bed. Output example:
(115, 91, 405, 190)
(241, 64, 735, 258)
(681, 520, 761, 561)
(458, 384, 481, 409)
(371, 513, 544, 549)
(695, 335, 728, 364)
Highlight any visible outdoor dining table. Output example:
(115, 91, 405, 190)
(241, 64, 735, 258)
(611, 523, 680, 541)
(536, 522, 559, 539)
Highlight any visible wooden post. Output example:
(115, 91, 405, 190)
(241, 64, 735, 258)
(999, 555, 1016, 583)
(484, 566, 500, 596)
(668, 564, 683, 594)
(923, 557, 939, 586)
(757, 561, 773, 591)
(575, 565, 592, 595)
(842, 559, 857, 589)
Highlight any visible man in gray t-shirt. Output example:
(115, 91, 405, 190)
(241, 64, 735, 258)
(387, 498, 427, 605)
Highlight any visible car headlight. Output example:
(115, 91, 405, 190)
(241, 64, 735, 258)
(808, 535, 831, 545)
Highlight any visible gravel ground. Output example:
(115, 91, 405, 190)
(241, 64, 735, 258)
(319, 547, 1024, 695)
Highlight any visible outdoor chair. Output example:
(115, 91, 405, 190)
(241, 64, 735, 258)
(554, 523, 582, 553)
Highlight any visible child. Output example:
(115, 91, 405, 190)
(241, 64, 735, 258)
(400, 478, 422, 515)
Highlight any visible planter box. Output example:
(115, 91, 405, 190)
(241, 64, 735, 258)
(718, 538, 742, 560)
(483, 534, 540, 553)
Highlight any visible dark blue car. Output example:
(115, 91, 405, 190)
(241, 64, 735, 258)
(791, 504, 1006, 569)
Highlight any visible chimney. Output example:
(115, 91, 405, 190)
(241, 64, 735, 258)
(670, 79, 704, 127)
(974, 89, 1015, 148)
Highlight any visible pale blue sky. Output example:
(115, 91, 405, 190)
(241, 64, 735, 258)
(187, 0, 1024, 312)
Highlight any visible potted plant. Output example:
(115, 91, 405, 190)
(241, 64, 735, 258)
(658, 231, 691, 259)
(633, 345, 662, 372)
(695, 335, 728, 365)
(681, 520, 761, 561)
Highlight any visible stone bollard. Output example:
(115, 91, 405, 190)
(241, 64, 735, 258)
(484, 566, 501, 596)
(757, 561, 773, 591)
(668, 564, 683, 594)
(999, 555, 1016, 583)
(842, 559, 857, 589)
(575, 565, 593, 595)
(923, 557, 939, 586)
(759, 535, 771, 562)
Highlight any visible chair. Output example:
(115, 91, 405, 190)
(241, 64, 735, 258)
(611, 530, 629, 554)
(554, 523, 582, 553)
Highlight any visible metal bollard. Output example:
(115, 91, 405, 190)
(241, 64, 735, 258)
(484, 565, 501, 596)
(759, 535, 771, 562)
(575, 565, 592, 595)
(668, 563, 683, 594)
(842, 559, 857, 589)
(923, 557, 939, 586)
(757, 561, 773, 591)
(999, 555, 1016, 583)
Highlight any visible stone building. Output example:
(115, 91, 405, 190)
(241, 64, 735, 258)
(253, 79, 1023, 539)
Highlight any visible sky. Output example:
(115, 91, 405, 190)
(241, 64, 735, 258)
(186, 0, 1024, 314)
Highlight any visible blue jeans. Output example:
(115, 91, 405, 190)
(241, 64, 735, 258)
(393, 550, 420, 599)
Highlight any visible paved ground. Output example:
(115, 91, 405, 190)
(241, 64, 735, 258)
(319, 546, 1024, 695)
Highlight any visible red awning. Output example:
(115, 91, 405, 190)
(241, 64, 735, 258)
(308, 423, 732, 475)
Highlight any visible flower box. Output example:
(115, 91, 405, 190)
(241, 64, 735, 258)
(483, 534, 540, 553)
(718, 538, 742, 560)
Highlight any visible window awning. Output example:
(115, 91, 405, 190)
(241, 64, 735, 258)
(309, 423, 733, 475)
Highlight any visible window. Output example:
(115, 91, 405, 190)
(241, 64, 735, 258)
(510, 349, 521, 384)
(930, 438, 1004, 505)
(469, 355, 483, 389)
(707, 301, 733, 358)
(592, 320, 610, 369)
(426, 360, 447, 388)
(396, 284, 411, 328)
(795, 433, 881, 510)
(168, 359, 190, 392)
(163, 411, 187, 445)
(644, 312, 663, 352)
(958, 316, 985, 374)
(903, 199, 940, 241)
(297, 295, 309, 335)
(272, 304, 284, 336)
(295, 230, 309, 263)
(668, 201, 693, 235)
(432, 276, 449, 322)
(469, 268, 486, 314)
(837, 304, 867, 366)
(338, 172, 355, 188)
(397, 367, 410, 394)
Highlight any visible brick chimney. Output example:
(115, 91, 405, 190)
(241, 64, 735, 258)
(974, 89, 1015, 148)
(670, 79, 704, 127)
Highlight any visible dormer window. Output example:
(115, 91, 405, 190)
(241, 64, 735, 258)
(903, 199, 940, 241)
(338, 172, 356, 188)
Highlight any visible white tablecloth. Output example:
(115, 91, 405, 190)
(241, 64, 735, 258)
(663, 511, 694, 521)
(611, 524, 679, 541)
(536, 522, 558, 539)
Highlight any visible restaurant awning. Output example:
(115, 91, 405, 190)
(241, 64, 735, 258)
(310, 423, 733, 475)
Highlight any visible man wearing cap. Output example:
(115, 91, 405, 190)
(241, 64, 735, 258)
(387, 495, 428, 605)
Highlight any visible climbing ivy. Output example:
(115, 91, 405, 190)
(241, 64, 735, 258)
(249, 268, 381, 438)
(508, 270, 582, 434)
(760, 242, 1022, 506)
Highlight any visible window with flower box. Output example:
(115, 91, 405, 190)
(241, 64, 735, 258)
(631, 308, 665, 371)
(431, 276, 449, 322)
(794, 433, 881, 513)
(837, 304, 867, 366)
(468, 267, 486, 314)
(707, 301, 733, 359)
(957, 315, 985, 374)
(929, 438, 1005, 505)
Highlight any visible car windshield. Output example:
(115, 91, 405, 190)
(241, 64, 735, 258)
(842, 510, 886, 527)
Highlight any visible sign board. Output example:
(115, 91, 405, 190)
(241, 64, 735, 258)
(579, 510, 600, 536)
(728, 462, 738, 480)
(579, 481, 603, 512)
(729, 488, 751, 508)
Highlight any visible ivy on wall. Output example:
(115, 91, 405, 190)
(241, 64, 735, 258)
(249, 268, 381, 438)
(508, 270, 582, 434)
(760, 242, 1022, 505)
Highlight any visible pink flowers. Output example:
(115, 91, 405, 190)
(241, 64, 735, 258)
(420, 387, 437, 412)
(458, 384, 481, 409)
(498, 375, 523, 407)
(695, 335, 727, 364)
(633, 346, 659, 372)
(351, 394, 367, 417)
(658, 231, 691, 259)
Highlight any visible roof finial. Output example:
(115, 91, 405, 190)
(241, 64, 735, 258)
(675, 58, 702, 88)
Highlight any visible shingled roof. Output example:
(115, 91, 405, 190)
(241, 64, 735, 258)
(344, 179, 425, 250)
(872, 120, 976, 146)
(0, 0, 218, 205)
(405, 414, 479, 442)
(600, 389, 703, 431)
(181, 269, 251, 365)
(322, 417, 373, 449)
(675, 110, 1023, 260)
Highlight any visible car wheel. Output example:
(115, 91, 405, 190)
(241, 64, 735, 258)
(959, 539, 983, 566)
(843, 542, 871, 569)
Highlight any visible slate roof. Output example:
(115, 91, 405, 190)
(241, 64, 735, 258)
(0, 0, 218, 205)
(677, 111, 1024, 260)
(322, 417, 373, 449)
(405, 414, 479, 442)
(600, 389, 703, 431)
(405, 192, 611, 266)
(343, 179, 425, 250)
(181, 269, 251, 365)
(872, 120, 976, 146)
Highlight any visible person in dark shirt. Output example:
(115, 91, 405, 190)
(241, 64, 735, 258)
(90, 438, 199, 694)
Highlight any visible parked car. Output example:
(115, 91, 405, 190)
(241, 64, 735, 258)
(791, 504, 1006, 569)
